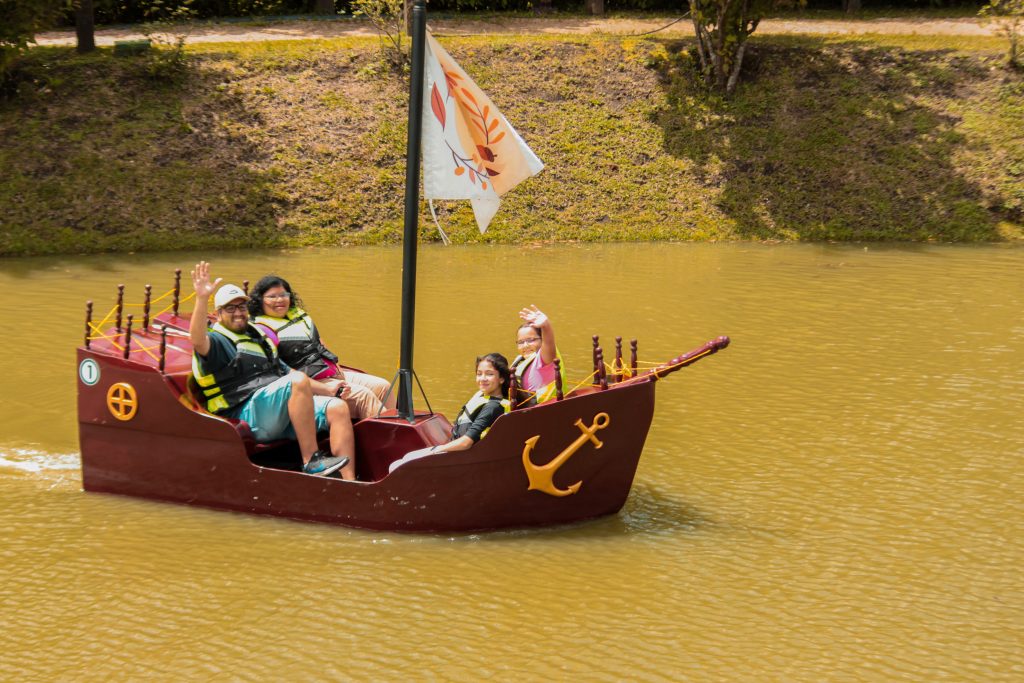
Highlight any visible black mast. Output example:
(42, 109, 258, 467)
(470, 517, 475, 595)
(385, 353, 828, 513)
(395, 0, 428, 422)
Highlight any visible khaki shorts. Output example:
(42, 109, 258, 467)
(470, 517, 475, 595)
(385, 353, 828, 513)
(342, 371, 393, 419)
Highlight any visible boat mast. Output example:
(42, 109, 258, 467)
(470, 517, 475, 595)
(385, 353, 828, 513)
(396, 0, 428, 422)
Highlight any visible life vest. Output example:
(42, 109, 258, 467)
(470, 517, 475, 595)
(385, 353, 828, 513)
(511, 348, 565, 404)
(254, 307, 338, 378)
(191, 322, 287, 414)
(451, 391, 511, 440)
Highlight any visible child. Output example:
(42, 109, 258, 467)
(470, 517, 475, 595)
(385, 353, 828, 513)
(388, 353, 511, 473)
(512, 305, 565, 405)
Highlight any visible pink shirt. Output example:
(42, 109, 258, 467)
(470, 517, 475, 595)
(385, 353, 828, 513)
(522, 353, 556, 392)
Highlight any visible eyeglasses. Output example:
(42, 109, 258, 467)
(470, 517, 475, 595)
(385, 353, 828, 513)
(220, 303, 247, 314)
(517, 337, 542, 346)
(263, 293, 290, 301)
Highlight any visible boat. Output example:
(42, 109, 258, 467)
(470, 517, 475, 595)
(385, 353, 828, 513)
(75, 0, 731, 532)
(77, 289, 727, 532)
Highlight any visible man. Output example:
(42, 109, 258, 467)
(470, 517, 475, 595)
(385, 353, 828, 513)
(189, 261, 357, 479)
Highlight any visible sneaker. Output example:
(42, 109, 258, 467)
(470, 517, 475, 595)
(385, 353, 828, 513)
(302, 451, 350, 477)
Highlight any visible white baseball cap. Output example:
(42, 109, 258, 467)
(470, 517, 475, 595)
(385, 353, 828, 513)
(214, 284, 248, 309)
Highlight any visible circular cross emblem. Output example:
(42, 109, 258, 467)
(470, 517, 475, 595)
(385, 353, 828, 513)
(106, 382, 138, 421)
(79, 358, 100, 386)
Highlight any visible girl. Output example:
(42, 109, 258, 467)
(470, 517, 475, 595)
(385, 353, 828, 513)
(512, 305, 565, 405)
(248, 274, 396, 420)
(388, 353, 511, 473)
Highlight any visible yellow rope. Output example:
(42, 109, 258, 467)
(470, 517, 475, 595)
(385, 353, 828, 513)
(515, 388, 538, 404)
(562, 369, 599, 396)
(150, 290, 196, 319)
(547, 349, 715, 394)
(85, 286, 200, 365)
(87, 289, 198, 340)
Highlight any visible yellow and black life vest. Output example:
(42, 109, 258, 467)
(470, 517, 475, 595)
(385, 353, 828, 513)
(191, 322, 287, 414)
(451, 391, 511, 440)
(511, 348, 565, 404)
(254, 307, 338, 377)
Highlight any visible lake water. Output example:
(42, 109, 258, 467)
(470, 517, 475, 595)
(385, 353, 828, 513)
(1, 242, 1021, 680)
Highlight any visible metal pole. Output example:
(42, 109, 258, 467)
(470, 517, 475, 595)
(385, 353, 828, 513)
(396, 0, 428, 422)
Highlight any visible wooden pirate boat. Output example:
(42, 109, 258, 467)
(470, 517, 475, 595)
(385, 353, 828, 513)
(76, 278, 728, 532)
(76, 0, 731, 532)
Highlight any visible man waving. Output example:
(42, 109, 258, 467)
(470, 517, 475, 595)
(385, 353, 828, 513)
(189, 261, 357, 479)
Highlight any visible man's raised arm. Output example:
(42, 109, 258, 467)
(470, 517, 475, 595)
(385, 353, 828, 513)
(190, 261, 221, 357)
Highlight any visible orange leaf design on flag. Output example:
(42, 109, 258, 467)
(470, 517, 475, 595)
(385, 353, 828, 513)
(461, 88, 478, 106)
(477, 145, 495, 162)
(487, 118, 498, 133)
(491, 131, 506, 144)
(444, 69, 460, 92)
(430, 83, 446, 129)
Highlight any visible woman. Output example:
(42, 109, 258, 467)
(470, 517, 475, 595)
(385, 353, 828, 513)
(512, 305, 565, 405)
(248, 275, 396, 420)
(388, 353, 511, 473)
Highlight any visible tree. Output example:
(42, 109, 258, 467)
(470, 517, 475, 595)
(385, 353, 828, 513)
(0, 0, 67, 80)
(75, 0, 95, 53)
(688, 0, 803, 95)
(980, 0, 1023, 68)
(352, 0, 406, 70)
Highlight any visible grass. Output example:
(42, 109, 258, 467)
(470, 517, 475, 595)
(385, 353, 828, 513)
(0, 28, 1021, 256)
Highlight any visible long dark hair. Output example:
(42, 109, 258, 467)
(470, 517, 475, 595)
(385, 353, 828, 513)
(476, 352, 511, 396)
(247, 274, 304, 316)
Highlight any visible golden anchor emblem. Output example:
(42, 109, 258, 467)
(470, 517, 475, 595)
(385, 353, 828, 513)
(522, 412, 610, 497)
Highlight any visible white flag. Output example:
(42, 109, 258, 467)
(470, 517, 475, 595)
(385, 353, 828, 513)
(421, 33, 544, 234)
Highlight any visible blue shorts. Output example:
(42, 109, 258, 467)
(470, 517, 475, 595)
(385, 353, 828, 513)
(235, 375, 338, 443)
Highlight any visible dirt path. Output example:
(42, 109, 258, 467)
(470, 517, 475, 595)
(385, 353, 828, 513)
(36, 15, 995, 46)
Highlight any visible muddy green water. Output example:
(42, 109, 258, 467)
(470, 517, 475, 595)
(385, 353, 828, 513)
(0, 243, 1021, 681)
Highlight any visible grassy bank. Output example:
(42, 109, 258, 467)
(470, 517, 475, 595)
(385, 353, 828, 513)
(1, 30, 1021, 255)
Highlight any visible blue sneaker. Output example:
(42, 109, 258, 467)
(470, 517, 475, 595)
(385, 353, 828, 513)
(302, 451, 349, 476)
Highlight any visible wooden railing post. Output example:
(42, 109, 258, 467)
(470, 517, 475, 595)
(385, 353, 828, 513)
(172, 269, 181, 317)
(143, 284, 152, 331)
(84, 301, 93, 349)
(554, 357, 564, 401)
(159, 326, 168, 373)
(123, 315, 134, 359)
(115, 284, 125, 332)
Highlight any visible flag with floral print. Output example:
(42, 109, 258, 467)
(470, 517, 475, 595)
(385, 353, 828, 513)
(422, 32, 544, 234)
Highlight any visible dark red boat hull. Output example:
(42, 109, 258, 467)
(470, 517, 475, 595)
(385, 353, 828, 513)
(77, 344, 655, 532)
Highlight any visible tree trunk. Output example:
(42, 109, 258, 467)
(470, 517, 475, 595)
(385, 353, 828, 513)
(75, 0, 96, 54)
(314, 0, 335, 14)
(586, 0, 605, 15)
(725, 41, 747, 95)
(843, 0, 861, 14)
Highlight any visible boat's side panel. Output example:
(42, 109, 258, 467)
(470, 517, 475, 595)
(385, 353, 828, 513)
(366, 381, 656, 532)
(78, 347, 656, 532)
(77, 348, 256, 502)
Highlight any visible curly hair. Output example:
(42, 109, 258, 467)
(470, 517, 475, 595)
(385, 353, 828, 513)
(247, 274, 304, 317)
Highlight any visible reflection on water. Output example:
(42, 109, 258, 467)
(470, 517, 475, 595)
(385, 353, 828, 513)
(0, 243, 1021, 680)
